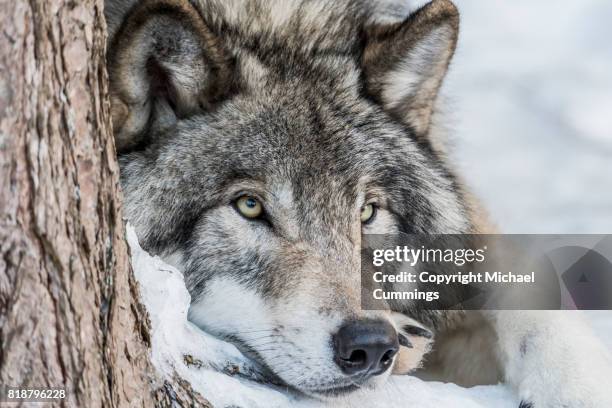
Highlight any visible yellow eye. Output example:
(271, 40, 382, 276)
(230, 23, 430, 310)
(361, 203, 376, 224)
(236, 195, 263, 219)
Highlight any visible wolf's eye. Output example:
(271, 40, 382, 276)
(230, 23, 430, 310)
(361, 203, 377, 224)
(235, 195, 264, 219)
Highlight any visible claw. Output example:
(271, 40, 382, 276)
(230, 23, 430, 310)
(398, 333, 413, 348)
(403, 325, 433, 339)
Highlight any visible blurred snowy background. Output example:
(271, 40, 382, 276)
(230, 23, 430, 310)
(445, 0, 612, 234)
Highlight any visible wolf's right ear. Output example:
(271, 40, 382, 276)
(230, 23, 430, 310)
(107, 0, 231, 151)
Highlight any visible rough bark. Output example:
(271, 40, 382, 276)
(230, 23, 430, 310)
(0, 1, 209, 406)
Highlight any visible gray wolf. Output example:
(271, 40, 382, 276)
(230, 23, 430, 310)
(105, 0, 612, 406)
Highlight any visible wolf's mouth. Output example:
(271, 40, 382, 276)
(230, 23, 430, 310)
(305, 383, 362, 397)
(228, 336, 370, 397)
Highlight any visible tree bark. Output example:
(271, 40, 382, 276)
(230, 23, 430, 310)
(0, 1, 208, 406)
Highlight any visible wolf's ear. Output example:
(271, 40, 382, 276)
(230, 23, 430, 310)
(107, 0, 231, 151)
(361, 0, 459, 138)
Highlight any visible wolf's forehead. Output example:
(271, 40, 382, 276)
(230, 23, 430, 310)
(238, 51, 361, 93)
(212, 98, 394, 179)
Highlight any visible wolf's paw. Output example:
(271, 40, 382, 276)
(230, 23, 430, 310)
(390, 312, 434, 374)
(498, 311, 612, 408)
(517, 380, 612, 408)
(514, 346, 612, 408)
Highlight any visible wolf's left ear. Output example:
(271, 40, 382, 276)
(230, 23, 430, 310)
(361, 0, 459, 137)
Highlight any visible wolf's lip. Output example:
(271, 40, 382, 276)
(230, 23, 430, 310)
(306, 383, 361, 397)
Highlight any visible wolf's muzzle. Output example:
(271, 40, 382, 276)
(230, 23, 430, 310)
(333, 319, 399, 377)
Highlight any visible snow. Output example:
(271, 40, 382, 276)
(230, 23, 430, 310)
(126, 1, 612, 406)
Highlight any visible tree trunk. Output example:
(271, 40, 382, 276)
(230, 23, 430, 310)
(0, 1, 208, 406)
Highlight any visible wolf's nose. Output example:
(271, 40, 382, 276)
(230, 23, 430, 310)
(333, 319, 399, 377)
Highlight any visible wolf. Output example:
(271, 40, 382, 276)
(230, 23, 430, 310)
(105, 0, 612, 406)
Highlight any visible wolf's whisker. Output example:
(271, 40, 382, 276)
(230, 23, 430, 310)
(246, 337, 294, 347)
(263, 355, 322, 363)
(239, 334, 284, 341)
(246, 340, 284, 348)
(231, 329, 278, 335)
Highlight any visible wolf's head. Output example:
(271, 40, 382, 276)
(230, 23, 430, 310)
(108, 0, 468, 397)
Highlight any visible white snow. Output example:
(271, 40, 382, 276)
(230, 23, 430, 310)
(126, 1, 612, 406)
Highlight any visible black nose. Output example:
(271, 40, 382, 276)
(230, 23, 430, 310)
(333, 319, 399, 377)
